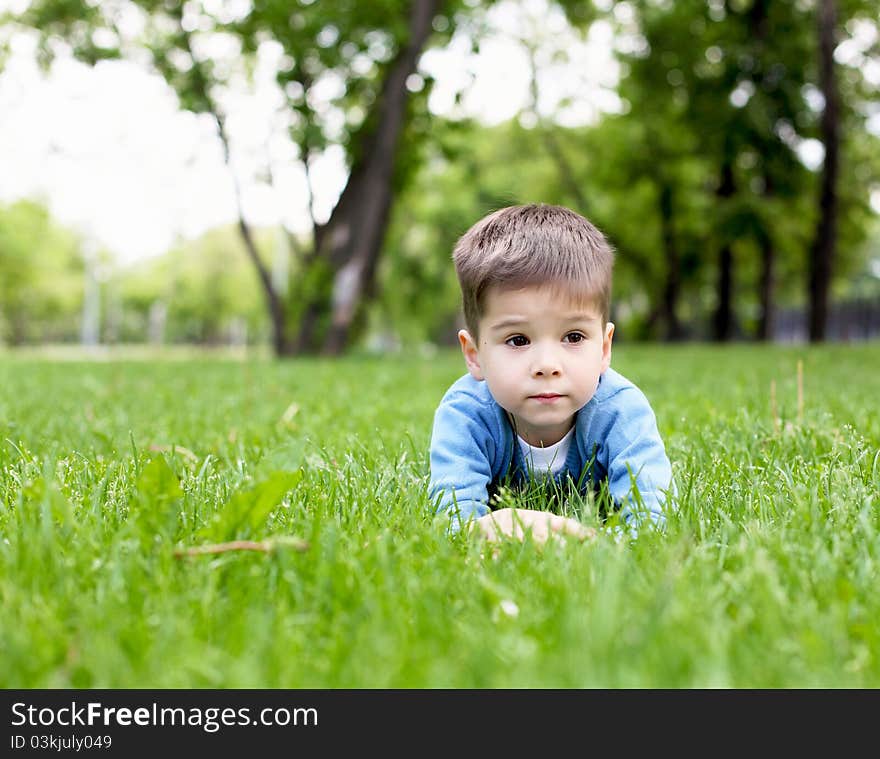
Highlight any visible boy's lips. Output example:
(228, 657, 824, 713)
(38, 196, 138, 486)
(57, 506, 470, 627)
(530, 393, 564, 403)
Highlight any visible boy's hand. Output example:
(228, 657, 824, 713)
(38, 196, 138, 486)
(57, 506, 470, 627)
(472, 508, 595, 545)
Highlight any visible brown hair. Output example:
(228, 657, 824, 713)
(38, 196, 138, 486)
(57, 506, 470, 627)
(452, 204, 614, 337)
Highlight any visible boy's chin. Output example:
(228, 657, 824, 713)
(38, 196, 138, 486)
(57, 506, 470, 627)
(513, 412, 576, 433)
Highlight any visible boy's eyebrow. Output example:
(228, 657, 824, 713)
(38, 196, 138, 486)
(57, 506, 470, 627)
(489, 317, 529, 331)
(489, 313, 600, 331)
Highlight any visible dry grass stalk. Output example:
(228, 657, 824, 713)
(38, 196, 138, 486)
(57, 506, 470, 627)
(149, 444, 198, 462)
(770, 379, 780, 434)
(797, 359, 804, 423)
(174, 537, 309, 558)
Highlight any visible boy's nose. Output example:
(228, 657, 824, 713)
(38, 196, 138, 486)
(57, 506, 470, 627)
(534, 366, 561, 377)
(531, 349, 562, 377)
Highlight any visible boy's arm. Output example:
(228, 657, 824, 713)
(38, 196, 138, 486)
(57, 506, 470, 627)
(429, 390, 498, 531)
(599, 387, 673, 530)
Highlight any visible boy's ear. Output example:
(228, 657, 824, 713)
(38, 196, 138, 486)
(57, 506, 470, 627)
(601, 322, 615, 374)
(458, 329, 484, 381)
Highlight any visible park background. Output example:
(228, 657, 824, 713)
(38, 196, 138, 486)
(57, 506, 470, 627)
(1, 0, 880, 688)
(1, 0, 879, 352)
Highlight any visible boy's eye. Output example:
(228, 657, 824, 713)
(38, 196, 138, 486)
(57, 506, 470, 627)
(506, 335, 530, 347)
(563, 332, 586, 343)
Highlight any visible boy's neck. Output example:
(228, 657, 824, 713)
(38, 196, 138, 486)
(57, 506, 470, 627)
(508, 412, 575, 448)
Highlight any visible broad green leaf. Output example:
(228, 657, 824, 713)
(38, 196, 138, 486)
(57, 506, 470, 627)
(135, 456, 183, 503)
(199, 470, 303, 542)
(23, 475, 74, 533)
(130, 456, 184, 538)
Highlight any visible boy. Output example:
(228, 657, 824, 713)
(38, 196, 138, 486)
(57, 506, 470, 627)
(429, 204, 673, 543)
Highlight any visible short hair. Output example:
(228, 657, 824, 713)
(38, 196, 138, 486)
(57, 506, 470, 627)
(452, 204, 614, 337)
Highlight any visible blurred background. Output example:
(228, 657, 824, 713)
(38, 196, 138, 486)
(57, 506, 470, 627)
(0, 0, 878, 356)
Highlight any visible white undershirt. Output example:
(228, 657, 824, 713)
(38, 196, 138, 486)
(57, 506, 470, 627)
(518, 426, 575, 477)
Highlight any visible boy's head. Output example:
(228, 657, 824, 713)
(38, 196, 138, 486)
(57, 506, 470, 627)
(452, 204, 616, 447)
(452, 204, 614, 339)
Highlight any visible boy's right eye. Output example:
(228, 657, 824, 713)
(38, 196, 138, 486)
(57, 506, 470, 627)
(506, 335, 530, 347)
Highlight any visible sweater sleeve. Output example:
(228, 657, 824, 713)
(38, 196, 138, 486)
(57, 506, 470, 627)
(428, 387, 499, 531)
(598, 386, 673, 530)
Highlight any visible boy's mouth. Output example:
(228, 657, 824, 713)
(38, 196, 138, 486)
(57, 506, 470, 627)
(530, 393, 564, 403)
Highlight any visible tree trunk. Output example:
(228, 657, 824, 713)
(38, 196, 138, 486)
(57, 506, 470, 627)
(756, 229, 776, 341)
(808, 0, 840, 343)
(218, 112, 289, 355)
(81, 248, 100, 347)
(714, 243, 734, 341)
(237, 217, 289, 355)
(756, 171, 776, 341)
(300, 0, 439, 356)
(712, 159, 736, 341)
(9, 314, 28, 346)
(748, 0, 776, 343)
(292, 301, 323, 355)
(657, 183, 683, 341)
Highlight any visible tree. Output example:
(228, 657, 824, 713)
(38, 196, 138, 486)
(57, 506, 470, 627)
(13, 0, 455, 355)
(597, 0, 877, 342)
(808, 0, 841, 342)
(287, 0, 443, 355)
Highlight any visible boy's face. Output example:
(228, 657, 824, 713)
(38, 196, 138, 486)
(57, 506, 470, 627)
(459, 284, 614, 448)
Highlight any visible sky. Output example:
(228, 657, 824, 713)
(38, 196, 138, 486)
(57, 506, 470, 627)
(0, 0, 877, 266)
(0, 0, 623, 265)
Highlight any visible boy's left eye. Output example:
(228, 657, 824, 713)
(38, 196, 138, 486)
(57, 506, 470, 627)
(563, 332, 585, 343)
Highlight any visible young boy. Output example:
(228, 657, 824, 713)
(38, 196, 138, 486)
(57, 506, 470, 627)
(429, 204, 673, 543)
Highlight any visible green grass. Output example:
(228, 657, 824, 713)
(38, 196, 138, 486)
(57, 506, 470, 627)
(1, 343, 878, 687)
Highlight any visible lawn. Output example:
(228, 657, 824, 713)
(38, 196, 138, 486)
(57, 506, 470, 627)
(1, 343, 878, 687)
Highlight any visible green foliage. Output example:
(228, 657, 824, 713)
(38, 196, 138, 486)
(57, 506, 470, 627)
(376, 118, 602, 345)
(0, 200, 85, 345)
(0, 345, 879, 686)
(609, 0, 879, 334)
(117, 224, 269, 344)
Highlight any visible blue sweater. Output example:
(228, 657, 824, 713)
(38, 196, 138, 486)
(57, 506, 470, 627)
(429, 368, 673, 531)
